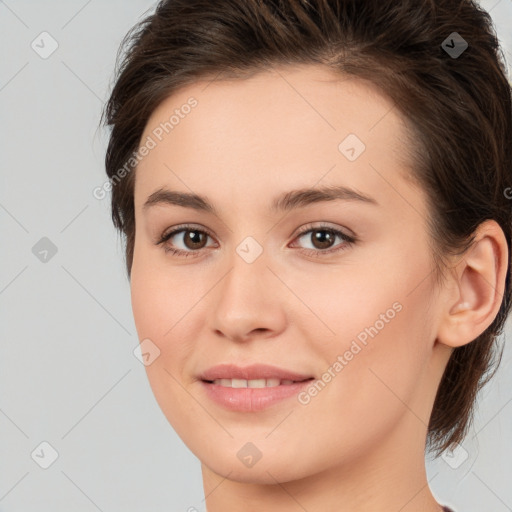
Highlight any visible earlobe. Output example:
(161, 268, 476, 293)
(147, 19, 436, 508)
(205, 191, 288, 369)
(436, 220, 508, 349)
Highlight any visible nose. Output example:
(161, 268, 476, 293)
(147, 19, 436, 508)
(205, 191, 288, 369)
(208, 244, 288, 343)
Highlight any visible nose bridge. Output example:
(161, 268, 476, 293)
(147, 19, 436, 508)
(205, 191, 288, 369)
(208, 236, 286, 340)
(219, 238, 270, 309)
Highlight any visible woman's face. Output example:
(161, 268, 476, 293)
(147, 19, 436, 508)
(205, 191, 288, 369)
(131, 64, 451, 483)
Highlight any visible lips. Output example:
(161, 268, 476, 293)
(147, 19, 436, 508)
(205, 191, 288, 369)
(198, 363, 314, 383)
(198, 363, 315, 412)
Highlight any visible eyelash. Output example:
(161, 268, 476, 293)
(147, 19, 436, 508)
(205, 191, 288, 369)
(156, 223, 356, 259)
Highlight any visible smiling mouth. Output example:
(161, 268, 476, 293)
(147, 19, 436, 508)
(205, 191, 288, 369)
(202, 377, 315, 388)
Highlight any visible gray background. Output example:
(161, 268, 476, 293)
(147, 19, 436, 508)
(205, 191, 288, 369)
(1, 1, 511, 511)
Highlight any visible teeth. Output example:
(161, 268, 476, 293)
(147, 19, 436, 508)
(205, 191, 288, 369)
(248, 379, 266, 388)
(232, 378, 246, 388)
(211, 378, 297, 387)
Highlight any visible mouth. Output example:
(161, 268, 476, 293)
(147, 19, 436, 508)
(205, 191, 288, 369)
(202, 377, 315, 388)
(198, 363, 315, 383)
(197, 364, 315, 411)
(198, 365, 316, 412)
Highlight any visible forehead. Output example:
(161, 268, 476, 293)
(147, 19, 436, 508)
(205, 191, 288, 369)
(134, 64, 419, 214)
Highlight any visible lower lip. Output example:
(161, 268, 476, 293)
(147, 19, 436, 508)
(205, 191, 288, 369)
(199, 379, 314, 412)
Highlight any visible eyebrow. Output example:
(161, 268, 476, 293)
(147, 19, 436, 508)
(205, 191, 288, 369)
(142, 184, 379, 214)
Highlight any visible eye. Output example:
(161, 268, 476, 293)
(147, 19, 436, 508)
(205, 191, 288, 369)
(156, 222, 356, 259)
(289, 223, 356, 257)
(156, 225, 216, 258)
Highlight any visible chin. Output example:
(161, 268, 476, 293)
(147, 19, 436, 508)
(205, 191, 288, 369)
(202, 459, 298, 485)
(199, 443, 320, 485)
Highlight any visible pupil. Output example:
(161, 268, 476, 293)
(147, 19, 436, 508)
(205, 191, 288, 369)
(313, 230, 333, 249)
(186, 230, 204, 248)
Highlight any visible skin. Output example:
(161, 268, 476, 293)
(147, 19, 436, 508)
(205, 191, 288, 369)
(129, 64, 508, 511)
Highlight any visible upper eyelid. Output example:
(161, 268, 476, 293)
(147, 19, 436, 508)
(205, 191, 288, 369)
(295, 223, 349, 236)
(161, 223, 214, 239)
(163, 222, 347, 237)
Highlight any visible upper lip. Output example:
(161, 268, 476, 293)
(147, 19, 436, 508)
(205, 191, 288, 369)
(199, 364, 314, 382)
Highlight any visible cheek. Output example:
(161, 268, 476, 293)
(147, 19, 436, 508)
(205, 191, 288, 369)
(130, 268, 196, 436)
(332, 289, 433, 424)
(130, 244, 206, 342)
(290, 251, 436, 425)
(129, 250, 215, 424)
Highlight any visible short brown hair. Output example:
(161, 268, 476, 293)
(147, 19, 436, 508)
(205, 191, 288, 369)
(102, 0, 512, 455)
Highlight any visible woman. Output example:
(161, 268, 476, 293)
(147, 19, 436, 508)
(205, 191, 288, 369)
(102, 1, 512, 510)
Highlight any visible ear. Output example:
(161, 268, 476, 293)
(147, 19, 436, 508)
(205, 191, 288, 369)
(436, 219, 509, 348)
